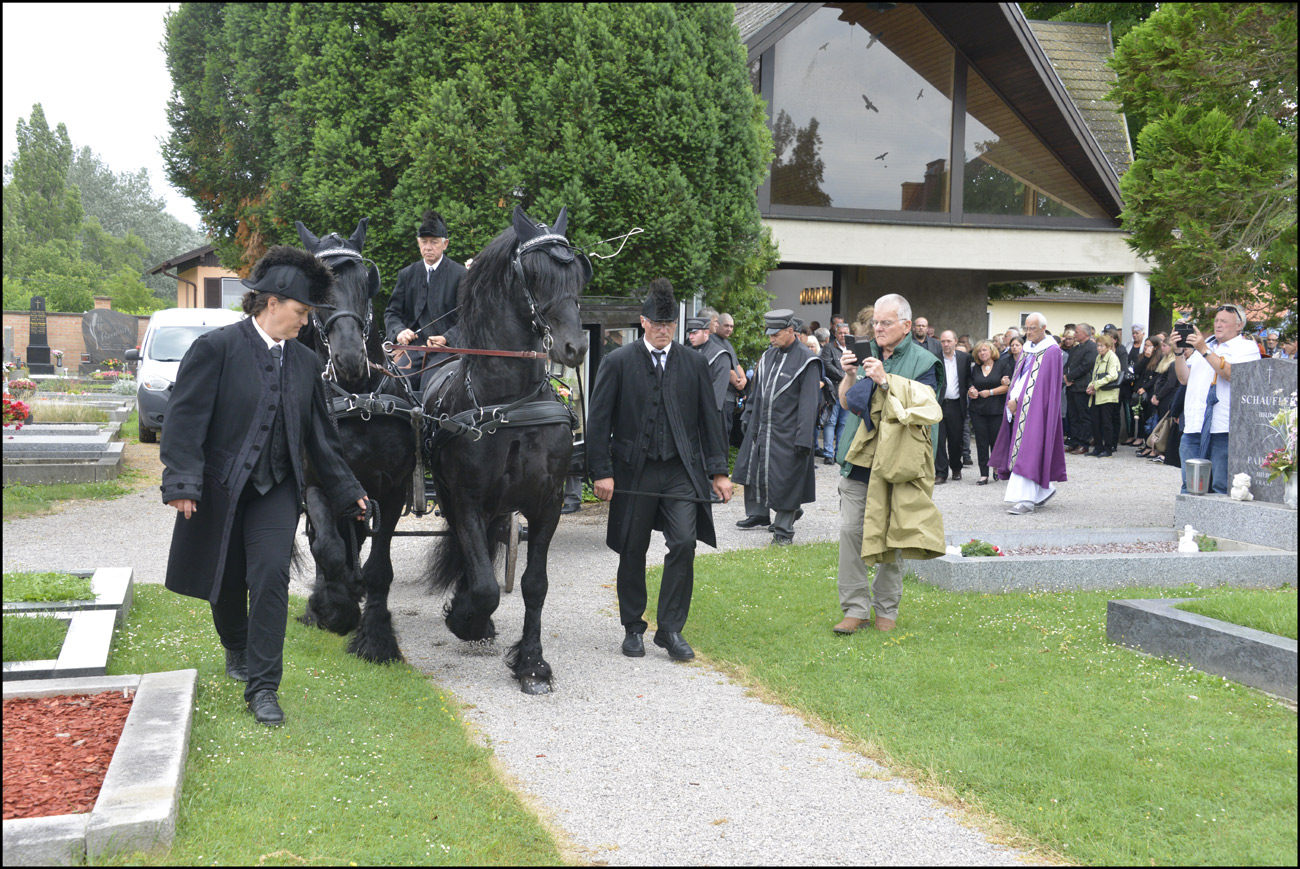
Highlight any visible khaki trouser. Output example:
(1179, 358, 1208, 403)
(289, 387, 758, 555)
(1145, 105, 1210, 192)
(837, 475, 903, 620)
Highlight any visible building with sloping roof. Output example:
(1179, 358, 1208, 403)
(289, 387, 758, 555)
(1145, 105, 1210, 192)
(736, 2, 1153, 339)
(146, 244, 242, 309)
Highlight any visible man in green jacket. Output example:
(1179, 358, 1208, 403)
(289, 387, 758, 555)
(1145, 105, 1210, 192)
(831, 293, 941, 634)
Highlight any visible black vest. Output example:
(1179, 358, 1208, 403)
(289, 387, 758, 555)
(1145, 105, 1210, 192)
(646, 352, 678, 462)
(249, 348, 291, 495)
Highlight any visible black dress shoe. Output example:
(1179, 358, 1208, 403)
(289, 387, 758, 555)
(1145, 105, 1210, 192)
(962, 456, 973, 466)
(560, 501, 581, 515)
(225, 648, 248, 682)
(247, 689, 285, 726)
(952, 469, 962, 481)
(934, 475, 947, 485)
(736, 515, 771, 529)
(794, 508, 804, 521)
(653, 631, 695, 661)
(822, 456, 835, 465)
(771, 535, 793, 546)
(622, 631, 645, 658)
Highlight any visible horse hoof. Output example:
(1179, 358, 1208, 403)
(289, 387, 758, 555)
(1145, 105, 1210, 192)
(519, 676, 551, 695)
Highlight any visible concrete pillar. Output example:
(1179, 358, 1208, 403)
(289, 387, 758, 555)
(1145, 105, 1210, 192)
(1123, 272, 1151, 337)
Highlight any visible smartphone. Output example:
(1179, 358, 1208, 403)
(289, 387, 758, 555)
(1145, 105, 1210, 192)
(1173, 322, 1193, 347)
(850, 336, 874, 361)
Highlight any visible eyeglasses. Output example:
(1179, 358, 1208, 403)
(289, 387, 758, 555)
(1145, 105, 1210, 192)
(643, 320, 675, 331)
(874, 318, 899, 329)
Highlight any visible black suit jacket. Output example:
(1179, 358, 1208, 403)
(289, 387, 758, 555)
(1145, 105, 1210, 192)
(586, 341, 729, 552)
(160, 318, 364, 603)
(938, 349, 973, 414)
(1066, 340, 1097, 392)
(383, 257, 467, 342)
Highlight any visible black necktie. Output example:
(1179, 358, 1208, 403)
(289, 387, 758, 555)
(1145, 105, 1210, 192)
(652, 350, 665, 378)
(270, 344, 282, 367)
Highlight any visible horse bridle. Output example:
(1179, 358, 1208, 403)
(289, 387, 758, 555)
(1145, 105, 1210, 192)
(310, 246, 381, 384)
(510, 232, 590, 354)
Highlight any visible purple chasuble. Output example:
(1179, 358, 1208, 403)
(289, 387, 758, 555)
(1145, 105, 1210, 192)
(989, 340, 1067, 488)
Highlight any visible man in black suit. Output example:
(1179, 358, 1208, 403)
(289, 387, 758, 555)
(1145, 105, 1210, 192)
(587, 279, 733, 662)
(1064, 323, 1098, 453)
(383, 209, 467, 392)
(911, 316, 943, 358)
(162, 246, 369, 727)
(934, 330, 972, 483)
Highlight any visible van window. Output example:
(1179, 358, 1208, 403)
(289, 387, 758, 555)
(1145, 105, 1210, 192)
(149, 326, 222, 362)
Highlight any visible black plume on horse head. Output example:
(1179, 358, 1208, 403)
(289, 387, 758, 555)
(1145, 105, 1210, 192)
(295, 218, 380, 300)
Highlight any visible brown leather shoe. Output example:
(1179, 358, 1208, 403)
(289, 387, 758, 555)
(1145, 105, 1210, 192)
(833, 616, 868, 634)
(874, 616, 896, 632)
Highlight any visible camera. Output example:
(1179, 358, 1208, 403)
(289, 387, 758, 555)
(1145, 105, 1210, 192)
(1172, 321, 1193, 347)
(850, 336, 873, 361)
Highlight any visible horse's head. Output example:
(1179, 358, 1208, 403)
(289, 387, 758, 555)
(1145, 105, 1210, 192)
(509, 205, 591, 369)
(295, 218, 380, 382)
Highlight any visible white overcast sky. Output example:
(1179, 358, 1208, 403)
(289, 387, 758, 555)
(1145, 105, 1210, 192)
(2, 2, 201, 229)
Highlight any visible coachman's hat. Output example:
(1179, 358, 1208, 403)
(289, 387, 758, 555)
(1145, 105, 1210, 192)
(642, 278, 678, 321)
(685, 317, 709, 332)
(240, 245, 336, 310)
(764, 308, 796, 335)
(417, 209, 449, 238)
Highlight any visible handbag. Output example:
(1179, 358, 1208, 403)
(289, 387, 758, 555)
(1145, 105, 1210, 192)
(1147, 412, 1174, 453)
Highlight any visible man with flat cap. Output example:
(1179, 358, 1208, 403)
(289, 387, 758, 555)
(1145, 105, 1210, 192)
(587, 279, 733, 662)
(384, 209, 467, 392)
(733, 308, 824, 545)
(686, 315, 733, 429)
(161, 245, 370, 726)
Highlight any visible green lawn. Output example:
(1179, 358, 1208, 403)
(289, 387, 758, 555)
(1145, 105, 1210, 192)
(1177, 589, 1298, 639)
(99, 585, 565, 866)
(2, 570, 93, 602)
(653, 543, 1298, 866)
(2, 478, 135, 520)
(2, 613, 69, 661)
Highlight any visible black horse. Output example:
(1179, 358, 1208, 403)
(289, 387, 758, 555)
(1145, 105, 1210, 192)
(423, 205, 590, 694)
(294, 218, 418, 664)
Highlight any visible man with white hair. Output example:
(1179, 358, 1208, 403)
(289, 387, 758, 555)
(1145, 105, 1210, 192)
(990, 312, 1067, 514)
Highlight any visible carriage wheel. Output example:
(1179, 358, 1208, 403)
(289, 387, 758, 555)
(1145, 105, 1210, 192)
(503, 510, 520, 593)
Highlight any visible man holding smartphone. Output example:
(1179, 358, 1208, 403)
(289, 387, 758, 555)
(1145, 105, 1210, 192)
(1172, 304, 1260, 494)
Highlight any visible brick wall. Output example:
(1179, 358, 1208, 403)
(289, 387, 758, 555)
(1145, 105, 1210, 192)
(4, 310, 149, 367)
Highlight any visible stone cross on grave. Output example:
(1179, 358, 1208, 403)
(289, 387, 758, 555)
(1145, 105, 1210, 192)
(1228, 357, 1298, 505)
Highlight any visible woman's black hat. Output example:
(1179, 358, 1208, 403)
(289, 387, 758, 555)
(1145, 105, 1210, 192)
(418, 209, 448, 238)
(240, 245, 336, 310)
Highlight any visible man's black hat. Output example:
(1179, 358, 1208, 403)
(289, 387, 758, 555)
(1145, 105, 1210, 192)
(240, 245, 336, 310)
(417, 209, 448, 239)
(765, 308, 796, 335)
(685, 317, 709, 332)
(642, 278, 678, 321)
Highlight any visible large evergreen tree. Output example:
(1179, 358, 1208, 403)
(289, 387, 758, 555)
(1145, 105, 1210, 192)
(162, 3, 774, 316)
(1109, 3, 1297, 320)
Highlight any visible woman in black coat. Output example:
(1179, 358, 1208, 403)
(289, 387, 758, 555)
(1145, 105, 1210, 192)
(161, 246, 367, 726)
(965, 340, 1009, 484)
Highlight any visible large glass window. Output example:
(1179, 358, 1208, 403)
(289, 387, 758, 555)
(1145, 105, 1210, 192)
(769, 4, 954, 213)
(962, 69, 1108, 219)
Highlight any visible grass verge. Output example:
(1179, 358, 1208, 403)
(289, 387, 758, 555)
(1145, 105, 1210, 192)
(653, 542, 1298, 866)
(1176, 589, 1299, 640)
(2, 570, 94, 602)
(1, 476, 138, 521)
(98, 584, 564, 866)
(2, 613, 69, 661)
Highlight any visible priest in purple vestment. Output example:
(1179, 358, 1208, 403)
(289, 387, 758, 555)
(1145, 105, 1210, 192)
(989, 312, 1067, 514)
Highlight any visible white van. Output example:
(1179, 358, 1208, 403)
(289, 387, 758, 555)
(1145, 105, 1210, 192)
(125, 307, 244, 442)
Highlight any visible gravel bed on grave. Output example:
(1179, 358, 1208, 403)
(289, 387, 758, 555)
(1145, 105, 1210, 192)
(1000, 541, 1179, 556)
(3, 442, 1185, 865)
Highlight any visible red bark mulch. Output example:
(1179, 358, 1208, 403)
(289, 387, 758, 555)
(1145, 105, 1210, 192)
(2, 690, 134, 820)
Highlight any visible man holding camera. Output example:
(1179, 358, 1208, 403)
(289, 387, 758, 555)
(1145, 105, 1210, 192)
(1172, 304, 1260, 495)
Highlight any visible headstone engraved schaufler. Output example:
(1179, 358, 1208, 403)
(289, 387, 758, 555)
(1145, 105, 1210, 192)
(26, 296, 54, 374)
(81, 309, 140, 373)
(1228, 357, 1298, 505)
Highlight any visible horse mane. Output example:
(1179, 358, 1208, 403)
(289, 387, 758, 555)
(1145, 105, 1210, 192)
(295, 254, 386, 389)
(457, 225, 582, 352)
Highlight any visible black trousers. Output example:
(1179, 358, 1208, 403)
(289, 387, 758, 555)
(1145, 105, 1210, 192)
(1090, 401, 1119, 452)
(935, 398, 965, 477)
(971, 412, 1001, 478)
(616, 457, 697, 634)
(210, 477, 298, 701)
(1068, 391, 1093, 445)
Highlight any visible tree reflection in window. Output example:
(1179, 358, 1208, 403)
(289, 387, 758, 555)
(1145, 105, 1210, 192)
(771, 110, 832, 207)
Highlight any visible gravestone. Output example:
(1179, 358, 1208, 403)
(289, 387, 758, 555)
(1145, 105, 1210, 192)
(26, 297, 54, 374)
(4, 325, 13, 365)
(1228, 357, 1297, 505)
(81, 309, 140, 373)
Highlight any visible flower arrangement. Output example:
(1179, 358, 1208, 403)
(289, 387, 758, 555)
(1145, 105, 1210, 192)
(100, 357, 123, 371)
(7, 378, 37, 397)
(90, 370, 122, 381)
(960, 538, 1005, 557)
(1261, 395, 1297, 483)
(3, 394, 31, 428)
(52, 349, 64, 366)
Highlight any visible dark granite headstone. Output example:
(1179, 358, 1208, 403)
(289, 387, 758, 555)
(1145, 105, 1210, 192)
(81, 309, 141, 372)
(26, 296, 53, 374)
(1228, 358, 1298, 505)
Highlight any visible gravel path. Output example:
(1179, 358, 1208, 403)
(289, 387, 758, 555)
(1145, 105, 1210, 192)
(3, 441, 1180, 864)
